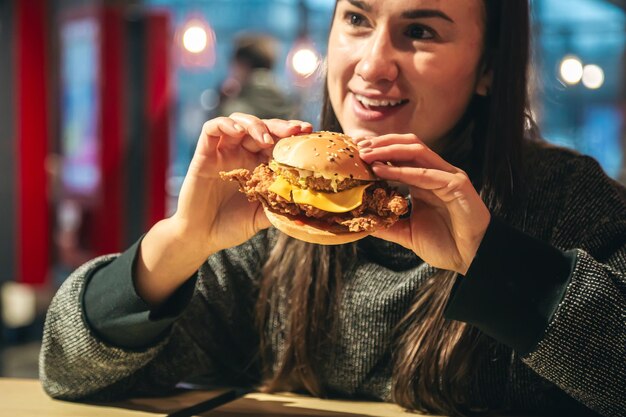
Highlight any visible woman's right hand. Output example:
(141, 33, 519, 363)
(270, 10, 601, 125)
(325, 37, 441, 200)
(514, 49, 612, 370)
(135, 113, 312, 306)
(174, 113, 313, 254)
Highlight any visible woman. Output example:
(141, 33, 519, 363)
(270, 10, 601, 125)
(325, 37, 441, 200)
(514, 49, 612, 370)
(40, 1, 625, 416)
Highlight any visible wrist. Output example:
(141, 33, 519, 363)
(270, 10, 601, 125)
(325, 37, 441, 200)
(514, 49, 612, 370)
(135, 218, 210, 307)
(459, 212, 491, 275)
(165, 215, 214, 254)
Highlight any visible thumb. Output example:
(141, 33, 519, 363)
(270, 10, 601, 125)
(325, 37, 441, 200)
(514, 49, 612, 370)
(253, 204, 272, 232)
(371, 218, 412, 250)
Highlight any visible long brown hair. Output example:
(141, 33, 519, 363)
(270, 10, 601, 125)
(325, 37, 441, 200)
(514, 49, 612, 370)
(256, 1, 532, 415)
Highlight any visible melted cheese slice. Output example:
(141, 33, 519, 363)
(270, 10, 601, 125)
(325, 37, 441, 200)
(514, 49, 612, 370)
(268, 176, 369, 213)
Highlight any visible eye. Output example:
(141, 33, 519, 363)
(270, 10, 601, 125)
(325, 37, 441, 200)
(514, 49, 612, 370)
(345, 11, 367, 27)
(405, 24, 436, 40)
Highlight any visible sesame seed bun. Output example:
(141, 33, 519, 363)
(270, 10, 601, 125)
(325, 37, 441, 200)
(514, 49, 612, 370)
(272, 131, 376, 181)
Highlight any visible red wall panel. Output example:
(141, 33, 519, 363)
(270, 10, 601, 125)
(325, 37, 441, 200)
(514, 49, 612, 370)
(16, 0, 50, 284)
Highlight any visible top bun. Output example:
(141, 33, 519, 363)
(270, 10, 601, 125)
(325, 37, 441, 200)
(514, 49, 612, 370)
(273, 131, 376, 181)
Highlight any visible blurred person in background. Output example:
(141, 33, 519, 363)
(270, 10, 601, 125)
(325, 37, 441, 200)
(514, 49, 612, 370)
(215, 33, 296, 120)
(40, 1, 625, 417)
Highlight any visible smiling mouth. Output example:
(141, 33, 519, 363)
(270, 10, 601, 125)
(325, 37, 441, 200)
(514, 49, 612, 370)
(353, 93, 409, 109)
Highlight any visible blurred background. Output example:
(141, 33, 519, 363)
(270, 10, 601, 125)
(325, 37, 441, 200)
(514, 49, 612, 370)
(0, 0, 625, 378)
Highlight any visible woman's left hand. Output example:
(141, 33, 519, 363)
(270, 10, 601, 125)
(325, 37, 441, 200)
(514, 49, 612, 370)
(356, 134, 491, 275)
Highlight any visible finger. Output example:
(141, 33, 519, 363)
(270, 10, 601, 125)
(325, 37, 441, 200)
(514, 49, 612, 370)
(355, 133, 423, 147)
(359, 141, 457, 172)
(241, 136, 264, 153)
(253, 202, 271, 232)
(201, 117, 246, 139)
(371, 218, 412, 250)
(198, 117, 247, 154)
(229, 112, 275, 145)
(264, 118, 314, 138)
(371, 162, 456, 191)
(409, 187, 444, 208)
(263, 118, 308, 126)
(372, 162, 475, 205)
(358, 143, 432, 167)
(291, 120, 314, 133)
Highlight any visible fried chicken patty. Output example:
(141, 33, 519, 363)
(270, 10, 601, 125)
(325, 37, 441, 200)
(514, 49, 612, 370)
(276, 165, 364, 192)
(220, 164, 409, 233)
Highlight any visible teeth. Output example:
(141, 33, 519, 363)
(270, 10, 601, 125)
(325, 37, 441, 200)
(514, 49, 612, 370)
(355, 94, 405, 108)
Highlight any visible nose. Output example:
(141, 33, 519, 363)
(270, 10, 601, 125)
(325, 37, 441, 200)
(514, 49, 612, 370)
(354, 28, 399, 83)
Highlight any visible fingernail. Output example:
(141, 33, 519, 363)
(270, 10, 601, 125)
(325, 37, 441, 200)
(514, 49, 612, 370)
(233, 123, 245, 133)
(300, 122, 312, 130)
(358, 140, 372, 148)
(263, 133, 274, 144)
(359, 147, 372, 154)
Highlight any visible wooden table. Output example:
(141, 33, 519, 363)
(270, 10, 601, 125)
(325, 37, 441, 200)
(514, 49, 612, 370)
(0, 378, 423, 417)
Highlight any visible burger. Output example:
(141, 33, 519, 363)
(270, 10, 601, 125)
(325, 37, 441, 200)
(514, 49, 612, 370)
(220, 131, 409, 245)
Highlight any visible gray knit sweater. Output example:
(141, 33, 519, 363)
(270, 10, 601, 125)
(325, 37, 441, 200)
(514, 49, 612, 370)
(40, 143, 626, 416)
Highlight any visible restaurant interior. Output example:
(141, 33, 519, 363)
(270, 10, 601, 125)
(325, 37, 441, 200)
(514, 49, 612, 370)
(0, 0, 625, 410)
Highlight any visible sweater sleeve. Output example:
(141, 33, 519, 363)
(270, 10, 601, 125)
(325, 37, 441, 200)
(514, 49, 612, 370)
(81, 237, 198, 349)
(521, 158, 626, 417)
(444, 217, 577, 356)
(447, 156, 626, 417)
(39, 231, 270, 402)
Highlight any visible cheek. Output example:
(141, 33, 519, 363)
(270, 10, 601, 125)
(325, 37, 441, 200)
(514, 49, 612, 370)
(328, 29, 355, 58)
(436, 67, 477, 113)
(327, 33, 355, 82)
(417, 51, 479, 95)
(327, 33, 355, 112)
(410, 54, 480, 140)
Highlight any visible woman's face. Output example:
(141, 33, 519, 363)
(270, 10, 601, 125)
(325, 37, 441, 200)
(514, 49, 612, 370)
(327, 0, 490, 145)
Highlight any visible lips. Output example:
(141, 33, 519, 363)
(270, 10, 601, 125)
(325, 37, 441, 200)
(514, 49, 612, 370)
(350, 92, 408, 121)
(354, 93, 408, 108)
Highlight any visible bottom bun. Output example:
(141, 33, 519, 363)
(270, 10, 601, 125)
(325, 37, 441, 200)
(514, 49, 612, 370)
(264, 207, 371, 245)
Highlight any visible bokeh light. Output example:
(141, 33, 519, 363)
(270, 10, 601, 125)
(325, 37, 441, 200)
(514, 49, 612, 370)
(291, 47, 320, 77)
(177, 15, 216, 69)
(182, 25, 207, 54)
(582, 64, 605, 89)
(559, 56, 583, 85)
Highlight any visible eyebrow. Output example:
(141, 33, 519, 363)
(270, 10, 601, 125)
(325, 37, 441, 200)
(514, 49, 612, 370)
(341, 0, 455, 24)
(402, 9, 455, 23)
(344, 0, 372, 12)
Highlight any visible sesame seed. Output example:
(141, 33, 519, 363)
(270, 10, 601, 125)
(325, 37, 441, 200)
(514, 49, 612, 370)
(315, 153, 320, 156)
